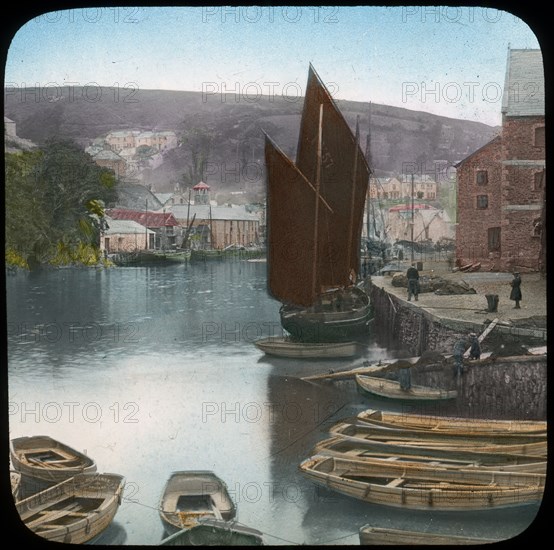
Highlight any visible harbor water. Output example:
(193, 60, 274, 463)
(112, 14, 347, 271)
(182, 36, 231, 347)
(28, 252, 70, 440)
(6, 261, 542, 545)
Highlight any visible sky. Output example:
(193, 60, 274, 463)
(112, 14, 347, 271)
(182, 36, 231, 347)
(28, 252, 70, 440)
(4, 5, 542, 127)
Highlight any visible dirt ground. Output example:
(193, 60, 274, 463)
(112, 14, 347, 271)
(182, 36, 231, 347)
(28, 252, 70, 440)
(371, 259, 547, 329)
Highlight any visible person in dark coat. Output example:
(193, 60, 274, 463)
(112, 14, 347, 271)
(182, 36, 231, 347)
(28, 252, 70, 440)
(469, 333, 481, 360)
(510, 272, 522, 309)
(452, 336, 466, 376)
(406, 263, 420, 301)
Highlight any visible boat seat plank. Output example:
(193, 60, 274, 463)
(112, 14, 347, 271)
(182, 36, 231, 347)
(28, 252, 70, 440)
(386, 478, 405, 487)
(27, 508, 79, 529)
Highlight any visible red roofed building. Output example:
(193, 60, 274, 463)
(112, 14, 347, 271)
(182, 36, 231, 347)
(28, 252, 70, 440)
(106, 208, 180, 250)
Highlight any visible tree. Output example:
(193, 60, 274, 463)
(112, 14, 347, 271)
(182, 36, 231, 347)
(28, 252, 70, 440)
(180, 126, 215, 188)
(5, 139, 118, 267)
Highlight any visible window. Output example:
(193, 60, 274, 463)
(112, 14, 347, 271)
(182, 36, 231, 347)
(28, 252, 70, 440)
(476, 170, 488, 185)
(477, 195, 488, 209)
(488, 227, 501, 252)
(534, 171, 545, 191)
(534, 126, 545, 147)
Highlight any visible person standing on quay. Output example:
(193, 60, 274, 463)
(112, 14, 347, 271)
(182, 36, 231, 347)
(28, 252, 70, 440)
(510, 272, 522, 309)
(406, 263, 420, 301)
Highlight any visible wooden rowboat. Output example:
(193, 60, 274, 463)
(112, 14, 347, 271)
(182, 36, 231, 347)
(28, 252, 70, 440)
(11, 470, 22, 501)
(16, 472, 125, 544)
(10, 435, 96, 484)
(254, 337, 358, 359)
(356, 409, 547, 435)
(160, 518, 264, 546)
(328, 422, 548, 457)
(313, 436, 547, 473)
(159, 471, 236, 536)
(299, 455, 544, 511)
(359, 525, 500, 545)
(355, 374, 457, 401)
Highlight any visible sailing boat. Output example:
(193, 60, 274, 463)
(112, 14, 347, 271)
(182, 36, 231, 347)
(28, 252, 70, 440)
(264, 65, 372, 342)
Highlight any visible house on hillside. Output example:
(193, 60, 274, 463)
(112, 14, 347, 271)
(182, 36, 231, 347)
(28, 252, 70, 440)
(106, 208, 181, 250)
(100, 218, 156, 253)
(456, 48, 545, 272)
(92, 150, 126, 179)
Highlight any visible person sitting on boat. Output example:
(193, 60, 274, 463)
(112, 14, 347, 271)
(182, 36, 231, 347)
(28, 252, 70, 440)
(406, 263, 420, 301)
(469, 333, 481, 360)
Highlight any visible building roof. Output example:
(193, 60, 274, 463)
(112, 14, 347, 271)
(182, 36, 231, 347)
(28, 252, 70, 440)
(106, 208, 179, 227)
(193, 181, 210, 190)
(501, 49, 544, 117)
(170, 204, 259, 222)
(103, 218, 155, 235)
(153, 193, 173, 205)
(93, 150, 125, 161)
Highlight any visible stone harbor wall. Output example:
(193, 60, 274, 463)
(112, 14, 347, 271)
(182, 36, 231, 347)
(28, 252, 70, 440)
(368, 282, 547, 420)
(369, 283, 545, 356)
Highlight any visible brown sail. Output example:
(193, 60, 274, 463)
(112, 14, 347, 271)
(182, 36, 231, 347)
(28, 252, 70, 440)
(296, 64, 371, 290)
(265, 134, 333, 307)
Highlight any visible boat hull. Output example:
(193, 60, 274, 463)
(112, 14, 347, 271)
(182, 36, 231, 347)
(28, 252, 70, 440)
(359, 525, 499, 545)
(355, 375, 457, 402)
(160, 519, 264, 546)
(16, 473, 125, 544)
(280, 287, 372, 343)
(299, 455, 544, 511)
(254, 337, 358, 358)
(10, 435, 97, 484)
(159, 471, 236, 536)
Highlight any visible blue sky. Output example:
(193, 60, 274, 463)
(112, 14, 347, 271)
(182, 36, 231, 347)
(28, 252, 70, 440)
(5, 6, 541, 126)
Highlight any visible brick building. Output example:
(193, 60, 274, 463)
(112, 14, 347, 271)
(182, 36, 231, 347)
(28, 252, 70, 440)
(455, 49, 545, 272)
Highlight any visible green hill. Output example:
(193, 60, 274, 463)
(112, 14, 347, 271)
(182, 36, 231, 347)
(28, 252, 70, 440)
(5, 86, 498, 193)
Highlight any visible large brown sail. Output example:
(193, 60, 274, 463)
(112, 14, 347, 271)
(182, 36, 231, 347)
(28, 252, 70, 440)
(296, 65, 371, 289)
(265, 135, 333, 307)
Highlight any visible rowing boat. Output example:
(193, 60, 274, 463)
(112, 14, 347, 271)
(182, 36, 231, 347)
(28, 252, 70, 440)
(328, 422, 548, 457)
(10, 435, 97, 484)
(313, 436, 547, 473)
(359, 525, 501, 545)
(355, 375, 457, 401)
(160, 518, 264, 546)
(254, 337, 358, 358)
(16, 472, 125, 544)
(356, 409, 547, 435)
(299, 455, 544, 511)
(11, 470, 22, 501)
(159, 471, 236, 536)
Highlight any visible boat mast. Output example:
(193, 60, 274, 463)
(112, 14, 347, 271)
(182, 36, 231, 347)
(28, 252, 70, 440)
(347, 117, 360, 283)
(311, 103, 324, 300)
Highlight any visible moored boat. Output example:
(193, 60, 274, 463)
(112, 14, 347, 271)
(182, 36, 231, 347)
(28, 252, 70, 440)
(299, 455, 544, 511)
(11, 470, 22, 501)
(313, 436, 547, 473)
(265, 65, 373, 343)
(328, 422, 548, 457)
(159, 471, 236, 536)
(359, 525, 501, 545)
(254, 337, 358, 359)
(160, 518, 264, 546)
(10, 435, 97, 484)
(356, 409, 547, 435)
(355, 374, 457, 401)
(16, 472, 125, 544)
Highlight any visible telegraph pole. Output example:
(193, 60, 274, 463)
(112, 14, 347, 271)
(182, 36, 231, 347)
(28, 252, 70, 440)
(411, 174, 414, 263)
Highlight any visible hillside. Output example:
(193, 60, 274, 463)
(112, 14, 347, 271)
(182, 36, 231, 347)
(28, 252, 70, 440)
(4, 86, 499, 193)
